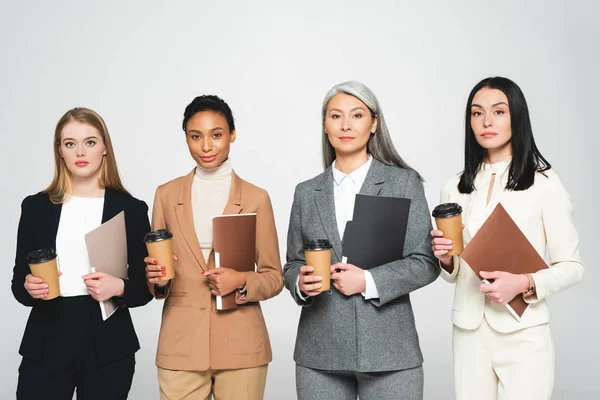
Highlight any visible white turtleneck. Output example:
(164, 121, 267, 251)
(191, 158, 233, 261)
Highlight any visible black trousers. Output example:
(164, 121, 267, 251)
(16, 296, 135, 400)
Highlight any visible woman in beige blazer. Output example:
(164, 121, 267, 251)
(144, 95, 283, 400)
(432, 77, 584, 400)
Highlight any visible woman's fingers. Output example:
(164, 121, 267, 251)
(300, 282, 322, 292)
(300, 265, 315, 274)
(301, 275, 323, 284)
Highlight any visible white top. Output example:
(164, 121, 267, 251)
(56, 196, 104, 297)
(191, 158, 233, 261)
(297, 155, 379, 300)
(439, 158, 584, 333)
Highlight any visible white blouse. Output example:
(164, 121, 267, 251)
(56, 196, 104, 297)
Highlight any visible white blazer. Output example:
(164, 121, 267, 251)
(440, 161, 584, 333)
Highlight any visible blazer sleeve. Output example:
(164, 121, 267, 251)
(11, 196, 41, 307)
(283, 186, 314, 306)
(237, 190, 283, 303)
(525, 173, 584, 303)
(368, 171, 440, 307)
(121, 198, 153, 308)
(438, 177, 460, 283)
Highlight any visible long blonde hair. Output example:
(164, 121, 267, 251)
(43, 107, 129, 203)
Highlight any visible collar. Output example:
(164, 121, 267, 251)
(332, 155, 373, 186)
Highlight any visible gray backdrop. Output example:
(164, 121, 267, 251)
(1, 0, 597, 398)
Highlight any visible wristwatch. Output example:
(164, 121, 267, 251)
(523, 274, 536, 297)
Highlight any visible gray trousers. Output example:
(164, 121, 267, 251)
(296, 364, 424, 400)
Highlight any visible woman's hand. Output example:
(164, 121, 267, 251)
(431, 229, 453, 269)
(479, 271, 529, 304)
(203, 268, 246, 297)
(145, 255, 178, 287)
(81, 272, 125, 302)
(298, 265, 324, 297)
(24, 271, 62, 299)
(330, 263, 366, 296)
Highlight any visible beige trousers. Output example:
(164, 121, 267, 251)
(453, 318, 554, 400)
(157, 364, 268, 400)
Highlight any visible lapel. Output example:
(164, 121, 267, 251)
(101, 188, 121, 224)
(464, 165, 511, 241)
(209, 171, 243, 258)
(314, 167, 342, 260)
(174, 169, 244, 271)
(359, 158, 386, 196)
(175, 169, 207, 270)
(43, 196, 63, 249)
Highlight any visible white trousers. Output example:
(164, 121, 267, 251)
(452, 318, 554, 400)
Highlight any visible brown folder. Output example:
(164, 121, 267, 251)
(213, 213, 256, 310)
(461, 203, 548, 320)
(84, 211, 128, 320)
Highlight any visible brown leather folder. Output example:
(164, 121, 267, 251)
(461, 203, 548, 319)
(84, 211, 128, 320)
(213, 213, 257, 310)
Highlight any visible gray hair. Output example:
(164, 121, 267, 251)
(321, 81, 423, 181)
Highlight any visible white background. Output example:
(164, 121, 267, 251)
(1, 0, 597, 398)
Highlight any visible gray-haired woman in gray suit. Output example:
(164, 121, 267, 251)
(283, 81, 439, 400)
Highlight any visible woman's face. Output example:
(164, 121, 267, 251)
(59, 121, 106, 181)
(470, 88, 512, 154)
(324, 93, 377, 158)
(185, 111, 236, 169)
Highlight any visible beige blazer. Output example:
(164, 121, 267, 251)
(149, 169, 283, 371)
(440, 168, 584, 333)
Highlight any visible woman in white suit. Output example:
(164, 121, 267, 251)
(432, 76, 584, 400)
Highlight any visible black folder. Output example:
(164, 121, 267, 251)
(341, 194, 411, 270)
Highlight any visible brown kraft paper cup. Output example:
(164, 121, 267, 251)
(432, 203, 464, 256)
(27, 249, 61, 300)
(144, 229, 175, 280)
(303, 239, 333, 292)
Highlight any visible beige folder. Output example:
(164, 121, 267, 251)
(461, 203, 548, 320)
(213, 213, 256, 310)
(84, 211, 128, 320)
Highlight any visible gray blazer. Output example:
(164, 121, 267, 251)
(283, 159, 439, 372)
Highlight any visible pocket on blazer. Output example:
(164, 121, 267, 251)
(158, 302, 193, 357)
(228, 306, 266, 355)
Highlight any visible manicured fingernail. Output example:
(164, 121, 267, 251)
(202, 271, 206, 275)
(161, 266, 165, 270)
(152, 260, 158, 264)
(157, 277, 161, 281)
(162, 271, 166, 275)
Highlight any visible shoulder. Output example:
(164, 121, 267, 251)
(294, 169, 330, 195)
(153, 173, 192, 205)
(236, 175, 270, 201)
(21, 192, 51, 209)
(156, 173, 190, 194)
(533, 168, 567, 195)
(107, 189, 149, 213)
(442, 173, 462, 194)
(382, 162, 417, 183)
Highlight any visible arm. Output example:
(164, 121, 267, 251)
(147, 187, 172, 299)
(283, 187, 314, 306)
(120, 199, 154, 308)
(525, 173, 584, 303)
(11, 196, 41, 307)
(368, 171, 440, 307)
(237, 191, 284, 303)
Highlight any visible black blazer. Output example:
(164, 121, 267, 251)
(11, 188, 153, 365)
